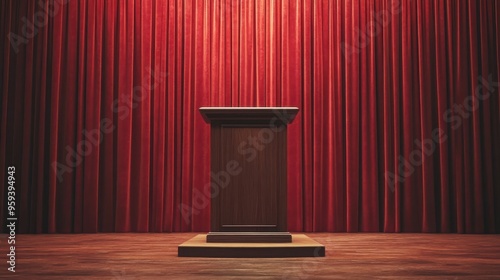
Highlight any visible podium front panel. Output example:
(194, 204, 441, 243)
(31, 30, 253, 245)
(210, 125, 287, 232)
(199, 107, 298, 240)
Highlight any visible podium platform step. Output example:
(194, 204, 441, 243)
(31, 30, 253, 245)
(178, 234, 325, 258)
(206, 232, 292, 243)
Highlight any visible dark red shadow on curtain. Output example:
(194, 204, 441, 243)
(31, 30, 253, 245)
(1, 0, 499, 233)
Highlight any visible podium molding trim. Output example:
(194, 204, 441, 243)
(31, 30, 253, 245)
(179, 234, 325, 258)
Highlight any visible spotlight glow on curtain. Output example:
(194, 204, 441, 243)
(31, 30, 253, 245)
(1, 0, 499, 233)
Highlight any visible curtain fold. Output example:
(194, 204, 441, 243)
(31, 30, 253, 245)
(1, 0, 499, 233)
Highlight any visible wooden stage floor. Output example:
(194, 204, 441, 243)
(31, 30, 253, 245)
(2, 233, 500, 279)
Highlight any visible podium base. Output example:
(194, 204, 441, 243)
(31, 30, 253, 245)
(178, 234, 325, 258)
(206, 232, 292, 243)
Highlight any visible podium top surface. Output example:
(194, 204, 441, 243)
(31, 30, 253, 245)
(199, 107, 299, 124)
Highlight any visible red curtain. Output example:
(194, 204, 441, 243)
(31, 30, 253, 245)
(1, 0, 499, 234)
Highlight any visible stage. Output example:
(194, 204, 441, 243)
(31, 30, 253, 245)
(5, 233, 500, 279)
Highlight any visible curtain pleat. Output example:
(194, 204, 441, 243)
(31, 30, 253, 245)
(1, 0, 499, 233)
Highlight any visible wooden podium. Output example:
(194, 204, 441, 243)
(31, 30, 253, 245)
(199, 107, 299, 243)
(178, 107, 324, 257)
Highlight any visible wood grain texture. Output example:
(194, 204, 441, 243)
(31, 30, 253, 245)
(206, 232, 292, 243)
(3, 233, 500, 279)
(180, 234, 322, 257)
(218, 127, 281, 231)
(205, 108, 295, 237)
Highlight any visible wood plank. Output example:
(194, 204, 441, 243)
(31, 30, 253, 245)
(206, 232, 292, 243)
(182, 234, 318, 256)
(4, 233, 500, 279)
